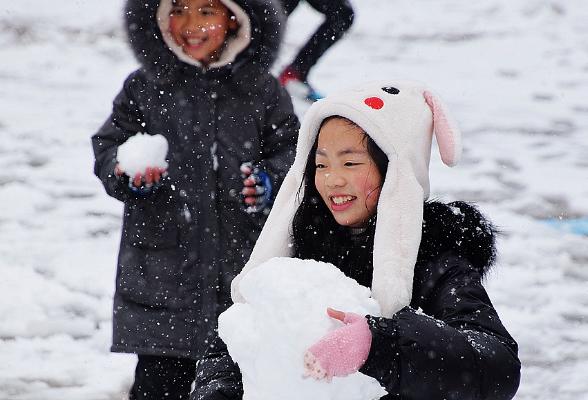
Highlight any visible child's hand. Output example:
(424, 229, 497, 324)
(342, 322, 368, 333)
(302, 308, 372, 383)
(116, 165, 167, 194)
(240, 162, 272, 213)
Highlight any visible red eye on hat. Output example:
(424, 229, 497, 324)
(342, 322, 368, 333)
(365, 97, 384, 109)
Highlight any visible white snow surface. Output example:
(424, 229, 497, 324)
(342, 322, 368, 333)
(219, 257, 386, 400)
(116, 133, 169, 177)
(1, 0, 588, 399)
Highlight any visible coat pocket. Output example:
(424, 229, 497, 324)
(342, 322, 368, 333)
(116, 245, 185, 308)
(116, 196, 185, 308)
(125, 196, 181, 249)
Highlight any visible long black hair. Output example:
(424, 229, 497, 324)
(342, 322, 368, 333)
(292, 117, 389, 287)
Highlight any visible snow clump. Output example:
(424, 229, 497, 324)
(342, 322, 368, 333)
(219, 257, 387, 400)
(116, 133, 169, 176)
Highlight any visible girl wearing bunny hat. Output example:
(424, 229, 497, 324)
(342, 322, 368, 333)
(192, 80, 520, 400)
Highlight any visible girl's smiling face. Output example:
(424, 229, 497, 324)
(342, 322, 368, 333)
(314, 118, 383, 228)
(169, 0, 238, 65)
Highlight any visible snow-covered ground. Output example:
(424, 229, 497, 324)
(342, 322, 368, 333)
(1, 0, 587, 399)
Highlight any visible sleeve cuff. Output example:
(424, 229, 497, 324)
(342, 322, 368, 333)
(358, 314, 399, 387)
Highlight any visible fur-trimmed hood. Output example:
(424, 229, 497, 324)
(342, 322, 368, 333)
(231, 80, 469, 318)
(124, 0, 285, 80)
(419, 200, 497, 276)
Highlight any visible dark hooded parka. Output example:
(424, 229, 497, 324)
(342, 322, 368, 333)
(92, 0, 298, 360)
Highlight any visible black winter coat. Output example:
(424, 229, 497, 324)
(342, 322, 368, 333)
(92, 0, 298, 359)
(190, 201, 521, 399)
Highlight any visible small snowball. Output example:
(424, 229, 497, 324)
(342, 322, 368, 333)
(219, 257, 387, 400)
(116, 133, 169, 177)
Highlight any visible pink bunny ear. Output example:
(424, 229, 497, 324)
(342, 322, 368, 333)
(424, 91, 462, 167)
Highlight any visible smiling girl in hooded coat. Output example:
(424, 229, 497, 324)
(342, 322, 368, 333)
(191, 80, 520, 400)
(92, 0, 298, 398)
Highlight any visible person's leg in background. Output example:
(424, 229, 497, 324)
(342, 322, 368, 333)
(279, 0, 354, 94)
(129, 355, 196, 400)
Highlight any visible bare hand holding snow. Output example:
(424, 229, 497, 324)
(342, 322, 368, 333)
(116, 133, 169, 177)
(218, 257, 387, 400)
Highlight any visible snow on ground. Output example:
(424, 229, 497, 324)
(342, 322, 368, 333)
(0, 0, 587, 399)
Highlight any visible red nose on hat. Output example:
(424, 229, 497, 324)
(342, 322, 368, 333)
(365, 97, 384, 109)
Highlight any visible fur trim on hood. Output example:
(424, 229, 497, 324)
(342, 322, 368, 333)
(420, 200, 497, 276)
(232, 80, 465, 318)
(124, 0, 285, 80)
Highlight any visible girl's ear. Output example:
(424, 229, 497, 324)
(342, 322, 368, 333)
(423, 91, 462, 167)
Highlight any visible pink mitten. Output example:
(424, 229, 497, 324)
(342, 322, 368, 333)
(302, 311, 372, 382)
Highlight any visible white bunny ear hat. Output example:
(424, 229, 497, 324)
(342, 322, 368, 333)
(232, 79, 462, 318)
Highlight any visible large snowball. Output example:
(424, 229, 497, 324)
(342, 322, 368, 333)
(219, 257, 387, 400)
(116, 133, 169, 177)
